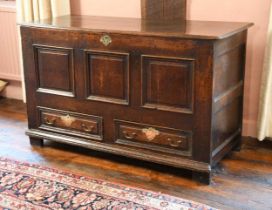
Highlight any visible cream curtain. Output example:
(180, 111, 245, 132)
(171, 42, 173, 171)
(16, 0, 71, 22)
(257, 3, 272, 140)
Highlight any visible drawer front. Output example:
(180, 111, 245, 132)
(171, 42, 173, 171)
(115, 120, 192, 156)
(38, 107, 103, 140)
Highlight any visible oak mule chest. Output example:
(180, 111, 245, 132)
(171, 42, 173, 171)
(20, 15, 252, 184)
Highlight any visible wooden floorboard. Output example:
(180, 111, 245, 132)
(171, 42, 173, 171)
(0, 98, 272, 210)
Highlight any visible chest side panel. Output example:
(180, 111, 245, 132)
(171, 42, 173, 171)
(212, 31, 247, 164)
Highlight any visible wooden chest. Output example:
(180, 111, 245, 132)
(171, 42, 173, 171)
(20, 15, 253, 184)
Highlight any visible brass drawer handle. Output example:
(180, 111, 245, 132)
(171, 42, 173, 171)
(100, 34, 112, 46)
(167, 138, 182, 148)
(123, 131, 137, 140)
(81, 123, 94, 133)
(44, 117, 56, 126)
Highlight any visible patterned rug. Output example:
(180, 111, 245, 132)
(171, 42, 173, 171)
(0, 158, 217, 210)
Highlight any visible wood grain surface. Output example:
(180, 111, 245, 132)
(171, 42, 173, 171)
(19, 15, 253, 40)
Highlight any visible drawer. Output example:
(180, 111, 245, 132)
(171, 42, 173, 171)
(38, 107, 103, 140)
(115, 120, 192, 156)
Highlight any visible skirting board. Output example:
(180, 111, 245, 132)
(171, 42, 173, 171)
(243, 119, 257, 138)
(1, 80, 23, 100)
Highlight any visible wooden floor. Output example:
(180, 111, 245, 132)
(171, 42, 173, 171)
(0, 98, 272, 210)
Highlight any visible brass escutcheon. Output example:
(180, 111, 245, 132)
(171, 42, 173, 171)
(100, 34, 112, 46)
(60, 115, 75, 127)
(142, 127, 160, 141)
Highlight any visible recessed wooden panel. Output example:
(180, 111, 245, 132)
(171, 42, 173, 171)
(85, 50, 129, 105)
(213, 45, 245, 98)
(33, 45, 75, 97)
(212, 97, 242, 151)
(141, 55, 194, 113)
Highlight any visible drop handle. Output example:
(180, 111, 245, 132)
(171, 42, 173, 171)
(167, 138, 182, 147)
(81, 123, 94, 133)
(44, 117, 56, 125)
(122, 131, 137, 140)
